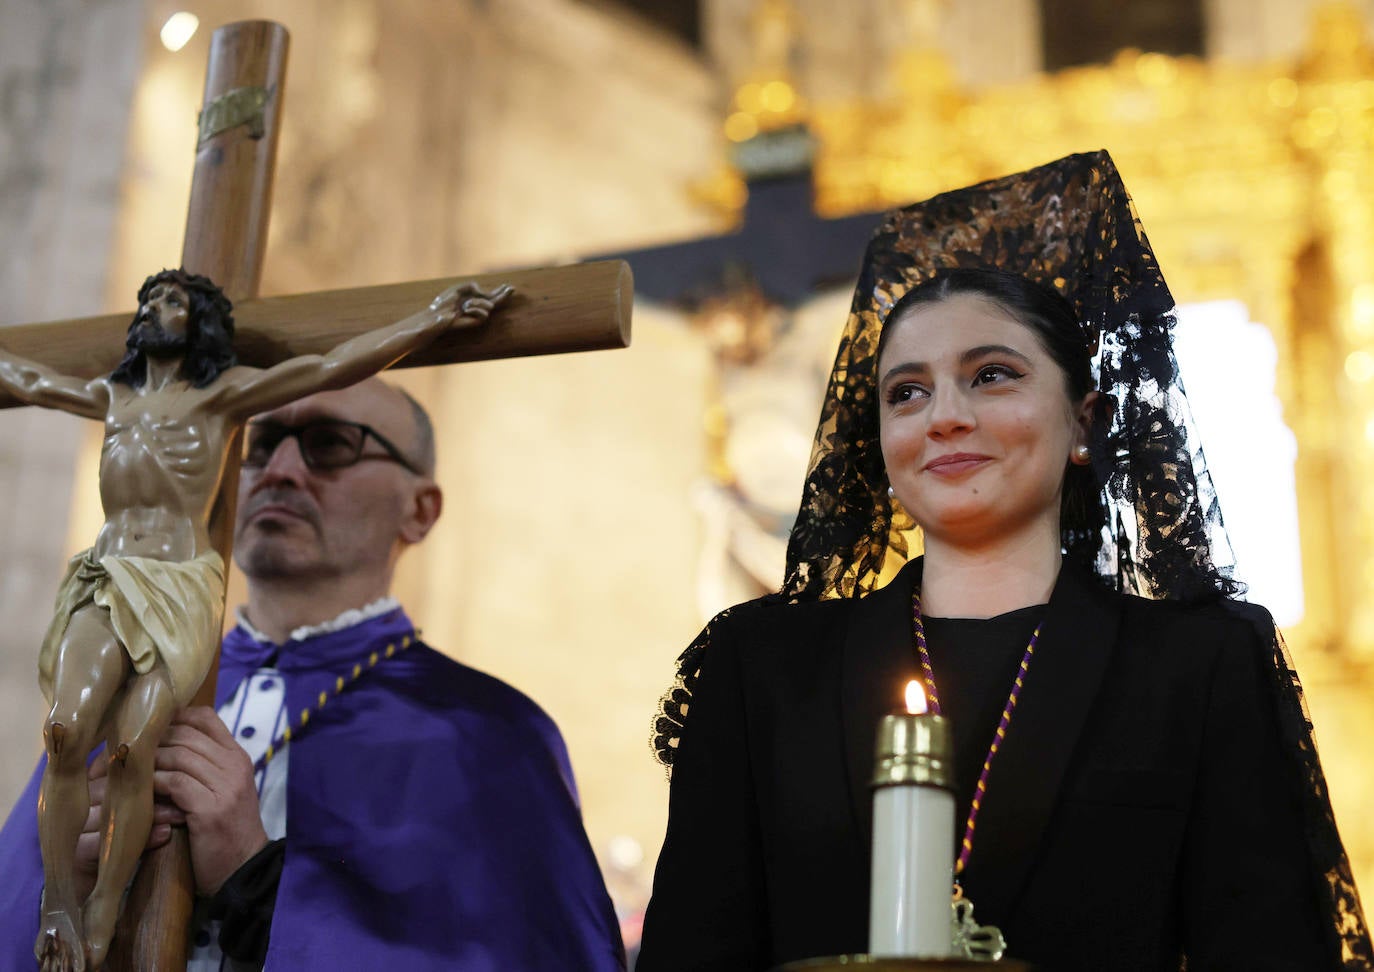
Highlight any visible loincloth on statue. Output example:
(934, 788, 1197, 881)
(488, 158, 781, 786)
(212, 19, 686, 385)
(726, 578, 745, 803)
(39, 549, 226, 707)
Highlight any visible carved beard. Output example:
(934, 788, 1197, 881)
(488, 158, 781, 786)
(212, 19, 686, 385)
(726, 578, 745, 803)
(128, 319, 190, 358)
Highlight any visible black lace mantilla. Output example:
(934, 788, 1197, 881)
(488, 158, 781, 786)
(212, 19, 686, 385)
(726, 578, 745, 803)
(780, 149, 1236, 604)
(651, 151, 1371, 967)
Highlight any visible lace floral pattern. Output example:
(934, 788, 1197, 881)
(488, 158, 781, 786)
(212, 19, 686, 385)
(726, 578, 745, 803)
(651, 151, 1370, 965)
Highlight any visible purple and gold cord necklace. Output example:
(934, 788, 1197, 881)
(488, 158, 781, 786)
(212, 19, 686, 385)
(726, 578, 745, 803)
(254, 630, 416, 772)
(911, 588, 1041, 890)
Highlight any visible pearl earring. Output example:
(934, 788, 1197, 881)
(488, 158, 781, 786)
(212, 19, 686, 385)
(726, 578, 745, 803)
(1072, 444, 1091, 464)
(887, 485, 896, 499)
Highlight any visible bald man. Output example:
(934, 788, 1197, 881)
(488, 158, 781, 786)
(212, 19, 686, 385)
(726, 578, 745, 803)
(0, 378, 624, 972)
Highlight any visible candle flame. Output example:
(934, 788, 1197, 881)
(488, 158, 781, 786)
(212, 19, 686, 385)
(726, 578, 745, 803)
(905, 679, 928, 715)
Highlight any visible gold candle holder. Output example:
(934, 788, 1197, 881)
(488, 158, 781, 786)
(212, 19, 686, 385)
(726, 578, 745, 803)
(872, 711, 953, 788)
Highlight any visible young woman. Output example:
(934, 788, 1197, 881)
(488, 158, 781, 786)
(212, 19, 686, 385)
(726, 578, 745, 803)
(637, 153, 1370, 971)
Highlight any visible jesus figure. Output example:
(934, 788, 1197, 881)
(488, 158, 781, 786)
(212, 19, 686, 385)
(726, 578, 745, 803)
(0, 268, 509, 972)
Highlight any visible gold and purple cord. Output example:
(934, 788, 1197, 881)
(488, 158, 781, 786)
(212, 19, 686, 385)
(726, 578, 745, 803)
(254, 631, 416, 772)
(911, 591, 1040, 880)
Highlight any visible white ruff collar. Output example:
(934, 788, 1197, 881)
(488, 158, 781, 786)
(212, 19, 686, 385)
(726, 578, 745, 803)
(235, 596, 402, 645)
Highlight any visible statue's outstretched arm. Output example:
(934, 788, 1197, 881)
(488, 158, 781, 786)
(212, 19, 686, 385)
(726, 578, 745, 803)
(0, 344, 108, 419)
(220, 282, 512, 419)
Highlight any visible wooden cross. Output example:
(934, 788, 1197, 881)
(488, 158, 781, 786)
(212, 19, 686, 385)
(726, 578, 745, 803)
(3, 20, 630, 971)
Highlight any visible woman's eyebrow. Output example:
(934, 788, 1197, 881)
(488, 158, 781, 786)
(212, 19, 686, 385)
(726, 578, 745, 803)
(962, 343, 1033, 366)
(879, 360, 928, 386)
(881, 344, 1034, 385)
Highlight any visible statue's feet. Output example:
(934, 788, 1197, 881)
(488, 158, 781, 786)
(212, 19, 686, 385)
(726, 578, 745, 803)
(34, 910, 85, 972)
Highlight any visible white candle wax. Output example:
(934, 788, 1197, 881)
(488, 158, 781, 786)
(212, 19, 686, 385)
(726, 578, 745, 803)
(868, 699, 955, 959)
(869, 778, 955, 957)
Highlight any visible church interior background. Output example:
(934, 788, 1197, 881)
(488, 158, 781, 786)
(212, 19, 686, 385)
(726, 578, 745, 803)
(4, 0, 1374, 952)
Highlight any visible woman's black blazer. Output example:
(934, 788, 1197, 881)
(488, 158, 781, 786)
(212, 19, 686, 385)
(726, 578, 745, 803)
(637, 558, 1328, 971)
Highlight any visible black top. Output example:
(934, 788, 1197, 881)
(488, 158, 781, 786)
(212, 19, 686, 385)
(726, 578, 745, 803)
(923, 606, 1046, 844)
(637, 560, 1333, 971)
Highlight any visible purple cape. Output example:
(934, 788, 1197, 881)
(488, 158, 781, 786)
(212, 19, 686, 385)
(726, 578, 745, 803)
(0, 608, 624, 971)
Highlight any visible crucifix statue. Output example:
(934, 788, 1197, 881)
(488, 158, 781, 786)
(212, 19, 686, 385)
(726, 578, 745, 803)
(0, 20, 630, 972)
(2, 270, 511, 972)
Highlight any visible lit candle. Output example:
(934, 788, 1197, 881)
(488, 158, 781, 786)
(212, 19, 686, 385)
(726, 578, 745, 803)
(868, 680, 955, 958)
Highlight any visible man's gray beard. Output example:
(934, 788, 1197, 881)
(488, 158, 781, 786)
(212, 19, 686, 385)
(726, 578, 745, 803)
(235, 538, 330, 582)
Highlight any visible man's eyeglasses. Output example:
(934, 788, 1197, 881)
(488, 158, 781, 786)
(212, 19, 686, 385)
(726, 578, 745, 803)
(243, 419, 425, 476)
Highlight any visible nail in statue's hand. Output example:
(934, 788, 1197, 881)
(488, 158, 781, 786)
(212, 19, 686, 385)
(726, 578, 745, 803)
(428, 282, 514, 328)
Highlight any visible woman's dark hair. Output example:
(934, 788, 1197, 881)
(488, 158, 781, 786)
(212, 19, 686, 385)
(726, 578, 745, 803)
(111, 268, 237, 389)
(876, 266, 1106, 570)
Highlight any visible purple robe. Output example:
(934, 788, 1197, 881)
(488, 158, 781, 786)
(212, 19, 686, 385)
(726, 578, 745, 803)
(0, 607, 624, 971)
